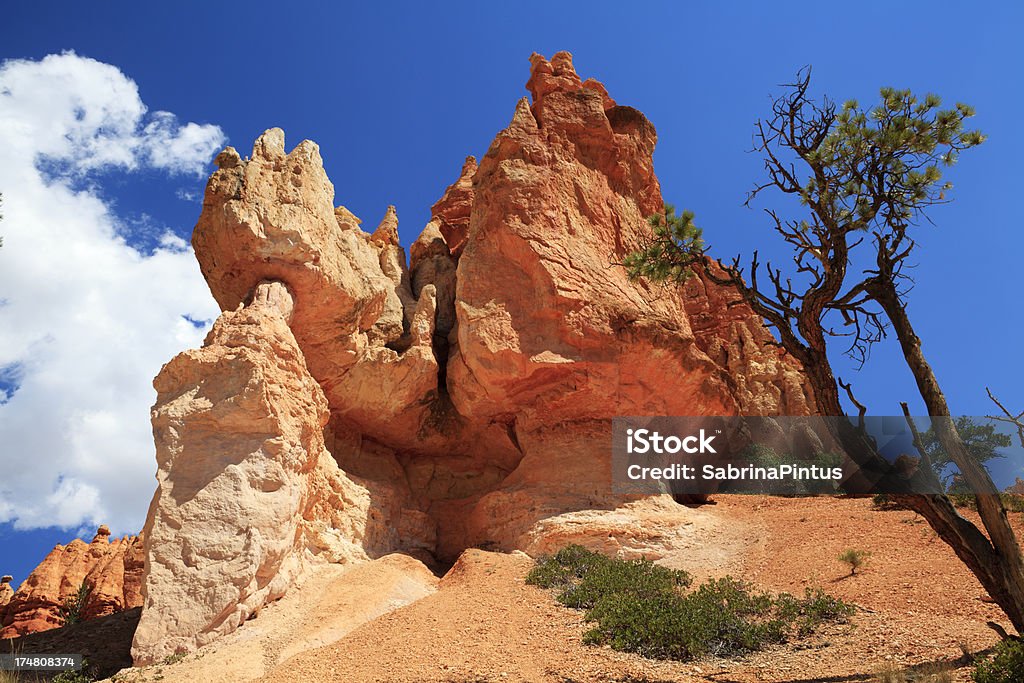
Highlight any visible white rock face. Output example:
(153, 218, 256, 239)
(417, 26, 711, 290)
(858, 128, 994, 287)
(131, 282, 373, 664)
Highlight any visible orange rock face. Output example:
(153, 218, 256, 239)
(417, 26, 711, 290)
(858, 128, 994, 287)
(431, 155, 476, 257)
(452, 53, 726, 424)
(130, 51, 817, 663)
(681, 263, 816, 416)
(0, 527, 143, 639)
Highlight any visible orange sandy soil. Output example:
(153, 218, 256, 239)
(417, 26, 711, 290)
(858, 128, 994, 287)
(93, 496, 1023, 682)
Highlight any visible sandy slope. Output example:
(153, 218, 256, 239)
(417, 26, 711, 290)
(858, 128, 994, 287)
(106, 553, 438, 683)
(102, 496, 1016, 682)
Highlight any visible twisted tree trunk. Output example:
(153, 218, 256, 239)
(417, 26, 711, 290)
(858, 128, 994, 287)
(867, 277, 1024, 633)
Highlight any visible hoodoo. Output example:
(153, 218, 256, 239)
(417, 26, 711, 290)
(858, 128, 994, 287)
(128, 51, 815, 664)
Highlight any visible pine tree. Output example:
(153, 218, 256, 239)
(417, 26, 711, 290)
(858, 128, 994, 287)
(628, 69, 1024, 633)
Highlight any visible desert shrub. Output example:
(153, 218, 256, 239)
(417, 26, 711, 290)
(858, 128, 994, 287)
(871, 662, 952, 682)
(1000, 495, 1024, 513)
(872, 493, 905, 510)
(559, 556, 690, 611)
(838, 548, 870, 575)
(528, 545, 853, 661)
(51, 658, 94, 683)
(746, 445, 843, 495)
(527, 544, 691, 610)
(951, 493, 1024, 514)
(973, 638, 1024, 683)
(526, 544, 599, 590)
(775, 587, 857, 637)
(57, 580, 93, 627)
(583, 577, 788, 659)
(52, 671, 94, 683)
(872, 493, 1024, 515)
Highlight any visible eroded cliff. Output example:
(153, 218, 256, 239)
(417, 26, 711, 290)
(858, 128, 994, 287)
(0, 526, 143, 639)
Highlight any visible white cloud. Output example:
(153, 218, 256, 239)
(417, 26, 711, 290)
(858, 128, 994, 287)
(0, 52, 225, 533)
(143, 112, 225, 175)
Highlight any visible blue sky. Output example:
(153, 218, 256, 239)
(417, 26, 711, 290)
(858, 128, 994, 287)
(0, 1, 1021, 585)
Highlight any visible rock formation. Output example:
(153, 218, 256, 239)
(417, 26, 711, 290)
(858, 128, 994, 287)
(681, 264, 815, 416)
(1005, 478, 1024, 496)
(130, 51, 816, 664)
(0, 576, 13, 614)
(0, 526, 143, 639)
(130, 281, 426, 662)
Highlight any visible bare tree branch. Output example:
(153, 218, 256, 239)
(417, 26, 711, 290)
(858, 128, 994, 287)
(987, 387, 1024, 448)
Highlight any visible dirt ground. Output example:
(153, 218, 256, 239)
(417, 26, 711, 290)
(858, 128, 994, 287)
(11, 495, 1018, 682)
(250, 496, 1010, 683)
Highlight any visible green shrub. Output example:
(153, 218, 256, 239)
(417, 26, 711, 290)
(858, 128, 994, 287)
(583, 577, 787, 660)
(527, 544, 690, 611)
(52, 673, 94, 683)
(775, 586, 857, 637)
(1001, 495, 1024, 513)
(746, 445, 843, 495)
(528, 545, 853, 661)
(53, 661, 94, 683)
(951, 494, 1024, 514)
(872, 493, 903, 510)
(876, 493, 1024, 514)
(973, 638, 1024, 683)
(838, 548, 870, 575)
(57, 580, 93, 627)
